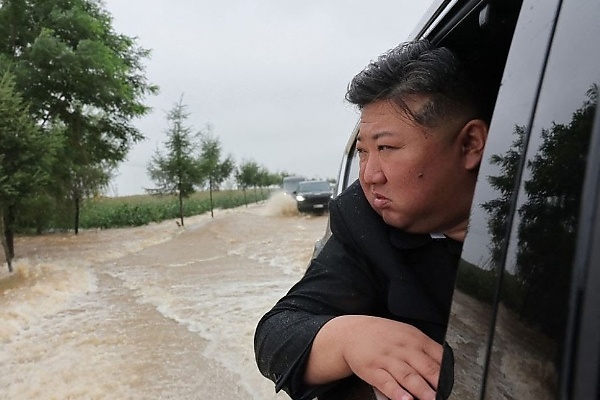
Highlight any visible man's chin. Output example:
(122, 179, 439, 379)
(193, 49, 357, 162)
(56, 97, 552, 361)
(380, 211, 406, 230)
(367, 198, 414, 231)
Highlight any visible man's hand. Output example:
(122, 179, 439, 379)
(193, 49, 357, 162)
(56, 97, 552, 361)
(305, 315, 443, 400)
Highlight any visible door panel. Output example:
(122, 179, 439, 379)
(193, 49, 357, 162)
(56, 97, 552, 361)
(483, 0, 600, 398)
(445, 0, 561, 398)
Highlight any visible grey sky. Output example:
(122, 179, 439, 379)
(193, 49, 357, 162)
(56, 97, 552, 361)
(103, 1, 433, 196)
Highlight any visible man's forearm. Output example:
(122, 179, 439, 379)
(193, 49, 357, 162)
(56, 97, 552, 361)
(304, 315, 360, 385)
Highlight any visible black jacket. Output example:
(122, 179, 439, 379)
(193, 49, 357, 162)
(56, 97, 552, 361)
(254, 181, 461, 399)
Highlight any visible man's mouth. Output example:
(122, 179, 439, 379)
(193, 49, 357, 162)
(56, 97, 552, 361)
(372, 192, 391, 208)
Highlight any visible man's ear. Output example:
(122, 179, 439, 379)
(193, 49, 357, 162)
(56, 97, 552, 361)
(460, 119, 488, 171)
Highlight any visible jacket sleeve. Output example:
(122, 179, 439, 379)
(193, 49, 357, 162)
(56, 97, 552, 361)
(254, 192, 384, 399)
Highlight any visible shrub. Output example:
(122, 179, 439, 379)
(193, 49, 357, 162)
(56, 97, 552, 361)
(78, 189, 269, 229)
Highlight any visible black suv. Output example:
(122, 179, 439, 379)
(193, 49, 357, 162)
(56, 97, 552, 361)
(295, 180, 333, 214)
(332, 0, 600, 398)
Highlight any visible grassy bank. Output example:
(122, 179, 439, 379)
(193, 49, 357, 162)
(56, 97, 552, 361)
(80, 189, 271, 229)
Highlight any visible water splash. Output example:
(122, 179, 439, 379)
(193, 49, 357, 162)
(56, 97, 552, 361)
(258, 191, 299, 217)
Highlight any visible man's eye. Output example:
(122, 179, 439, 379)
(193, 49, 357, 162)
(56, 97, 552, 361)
(378, 145, 395, 152)
(355, 148, 367, 159)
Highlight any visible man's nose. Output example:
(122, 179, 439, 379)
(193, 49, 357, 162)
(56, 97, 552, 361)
(361, 154, 385, 184)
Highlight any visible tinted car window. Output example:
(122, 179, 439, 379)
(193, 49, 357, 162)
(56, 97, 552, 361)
(347, 146, 360, 190)
(335, 126, 360, 197)
(298, 181, 331, 193)
(444, 0, 561, 398)
(483, 0, 600, 398)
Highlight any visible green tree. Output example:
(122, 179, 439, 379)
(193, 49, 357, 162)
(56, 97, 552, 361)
(69, 161, 114, 233)
(0, 71, 57, 272)
(235, 160, 260, 206)
(481, 124, 526, 267)
(236, 162, 283, 203)
(147, 97, 203, 227)
(199, 130, 235, 217)
(256, 165, 274, 198)
(0, 0, 158, 232)
(483, 85, 597, 344)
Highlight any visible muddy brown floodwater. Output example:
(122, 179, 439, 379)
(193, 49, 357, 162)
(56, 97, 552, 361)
(0, 193, 327, 399)
(1, 192, 553, 400)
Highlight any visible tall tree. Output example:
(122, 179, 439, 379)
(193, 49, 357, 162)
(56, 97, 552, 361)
(199, 131, 235, 217)
(0, 0, 158, 232)
(146, 97, 203, 227)
(483, 86, 597, 341)
(236, 160, 260, 206)
(0, 71, 57, 272)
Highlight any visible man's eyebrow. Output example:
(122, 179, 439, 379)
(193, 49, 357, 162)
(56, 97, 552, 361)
(357, 131, 395, 141)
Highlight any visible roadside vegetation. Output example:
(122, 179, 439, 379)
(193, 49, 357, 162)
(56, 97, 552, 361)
(80, 189, 271, 229)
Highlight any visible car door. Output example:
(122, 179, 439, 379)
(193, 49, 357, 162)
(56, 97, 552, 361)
(445, 0, 600, 398)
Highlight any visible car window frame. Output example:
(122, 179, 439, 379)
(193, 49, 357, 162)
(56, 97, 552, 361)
(330, 0, 600, 397)
(570, 101, 600, 398)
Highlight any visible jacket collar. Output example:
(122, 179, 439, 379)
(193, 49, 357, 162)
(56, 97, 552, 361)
(389, 228, 463, 256)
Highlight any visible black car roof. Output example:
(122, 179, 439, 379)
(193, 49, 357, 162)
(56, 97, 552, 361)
(408, 0, 456, 40)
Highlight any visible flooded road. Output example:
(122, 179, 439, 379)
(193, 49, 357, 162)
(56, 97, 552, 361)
(0, 194, 328, 399)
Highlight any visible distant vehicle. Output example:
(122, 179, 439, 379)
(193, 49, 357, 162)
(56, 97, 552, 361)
(282, 176, 305, 197)
(295, 180, 333, 214)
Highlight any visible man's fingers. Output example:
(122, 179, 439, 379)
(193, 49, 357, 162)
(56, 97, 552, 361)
(370, 365, 436, 400)
(420, 336, 445, 365)
(382, 338, 441, 390)
(370, 368, 413, 400)
(408, 348, 442, 389)
(392, 361, 437, 400)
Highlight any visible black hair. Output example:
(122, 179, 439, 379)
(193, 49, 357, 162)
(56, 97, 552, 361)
(346, 39, 488, 127)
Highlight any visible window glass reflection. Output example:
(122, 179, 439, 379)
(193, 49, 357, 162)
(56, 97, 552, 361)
(446, 0, 559, 398)
(348, 145, 360, 187)
(484, 0, 600, 397)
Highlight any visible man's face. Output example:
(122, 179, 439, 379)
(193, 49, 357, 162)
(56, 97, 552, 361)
(357, 97, 477, 237)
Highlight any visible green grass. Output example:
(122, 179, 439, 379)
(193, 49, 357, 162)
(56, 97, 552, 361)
(79, 188, 270, 229)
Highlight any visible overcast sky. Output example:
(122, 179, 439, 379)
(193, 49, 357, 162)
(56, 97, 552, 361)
(102, 0, 434, 196)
